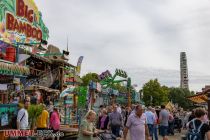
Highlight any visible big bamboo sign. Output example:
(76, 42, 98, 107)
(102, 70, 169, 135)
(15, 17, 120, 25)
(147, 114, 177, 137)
(0, 0, 49, 44)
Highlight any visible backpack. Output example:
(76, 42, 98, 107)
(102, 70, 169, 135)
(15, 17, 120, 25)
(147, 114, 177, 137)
(187, 119, 204, 140)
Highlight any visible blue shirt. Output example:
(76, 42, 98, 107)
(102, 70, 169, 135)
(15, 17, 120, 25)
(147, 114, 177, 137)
(145, 111, 156, 125)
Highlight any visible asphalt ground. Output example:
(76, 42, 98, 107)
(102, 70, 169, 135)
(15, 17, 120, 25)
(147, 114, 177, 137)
(93, 129, 187, 140)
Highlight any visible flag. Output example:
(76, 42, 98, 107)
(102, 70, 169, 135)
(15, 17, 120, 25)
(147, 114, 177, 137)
(76, 56, 84, 76)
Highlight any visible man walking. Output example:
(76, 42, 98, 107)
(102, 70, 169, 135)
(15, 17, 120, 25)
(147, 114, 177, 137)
(145, 107, 156, 139)
(159, 105, 169, 140)
(17, 99, 30, 140)
(123, 104, 151, 140)
(109, 104, 123, 137)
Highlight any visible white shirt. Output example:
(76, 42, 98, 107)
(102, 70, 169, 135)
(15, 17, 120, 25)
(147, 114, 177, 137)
(117, 107, 122, 114)
(126, 113, 147, 140)
(17, 108, 29, 129)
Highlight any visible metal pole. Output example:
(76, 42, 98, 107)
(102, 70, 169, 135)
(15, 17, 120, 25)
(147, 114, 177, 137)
(127, 77, 131, 107)
(128, 87, 131, 107)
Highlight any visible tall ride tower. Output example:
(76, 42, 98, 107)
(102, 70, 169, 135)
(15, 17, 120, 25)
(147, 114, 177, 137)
(180, 52, 189, 89)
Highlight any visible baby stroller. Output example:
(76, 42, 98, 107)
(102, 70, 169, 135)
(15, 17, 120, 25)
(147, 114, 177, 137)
(173, 117, 182, 133)
(97, 131, 117, 140)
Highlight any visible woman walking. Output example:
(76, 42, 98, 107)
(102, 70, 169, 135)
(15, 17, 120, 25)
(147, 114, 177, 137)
(49, 107, 60, 140)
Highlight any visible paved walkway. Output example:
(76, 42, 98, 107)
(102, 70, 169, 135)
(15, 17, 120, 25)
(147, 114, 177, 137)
(94, 130, 187, 140)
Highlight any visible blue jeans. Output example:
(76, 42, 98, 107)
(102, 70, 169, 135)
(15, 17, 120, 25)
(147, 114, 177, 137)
(111, 125, 121, 137)
(147, 124, 154, 137)
(153, 125, 158, 140)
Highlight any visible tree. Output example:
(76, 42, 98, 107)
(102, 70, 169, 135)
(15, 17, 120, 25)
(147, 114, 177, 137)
(142, 79, 169, 106)
(168, 87, 194, 110)
(81, 73, 99, 86)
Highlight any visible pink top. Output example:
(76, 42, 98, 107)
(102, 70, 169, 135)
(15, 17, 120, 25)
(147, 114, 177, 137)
(50, 111, 60, 130)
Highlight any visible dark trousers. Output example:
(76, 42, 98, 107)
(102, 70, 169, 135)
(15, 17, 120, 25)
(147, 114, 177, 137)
(18, 137, 27, 140)
(168, 121, 174, 135)
(111, 125, 121, 137)
(147, 124, 154, 137)
(153, 125, 158, 140)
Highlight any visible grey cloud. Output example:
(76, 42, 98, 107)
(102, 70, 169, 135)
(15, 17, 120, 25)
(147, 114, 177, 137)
(35, 0, 210, 91)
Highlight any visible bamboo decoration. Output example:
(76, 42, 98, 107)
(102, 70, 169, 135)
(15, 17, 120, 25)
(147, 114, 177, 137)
(0, 62, 30, 76)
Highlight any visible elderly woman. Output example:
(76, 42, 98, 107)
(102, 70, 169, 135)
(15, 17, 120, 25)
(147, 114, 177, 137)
(78, 110, 97, 140)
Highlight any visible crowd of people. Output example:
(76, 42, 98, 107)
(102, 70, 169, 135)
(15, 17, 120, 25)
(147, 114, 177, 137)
(77, 103, 210, 140)
(11, 95, 210, 140)
(15, 96, 61, 140)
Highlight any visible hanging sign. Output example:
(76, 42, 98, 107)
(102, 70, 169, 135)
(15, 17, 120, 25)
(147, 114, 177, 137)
(0, 0, 49, 45)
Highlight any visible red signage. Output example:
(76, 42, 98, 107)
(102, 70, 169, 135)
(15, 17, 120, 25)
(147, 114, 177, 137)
(6, 0, 42, 41)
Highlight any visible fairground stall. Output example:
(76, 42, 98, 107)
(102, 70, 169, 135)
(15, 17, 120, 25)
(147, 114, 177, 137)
(187, 86, 209, 118)
(187, 86, 210, 106)
(0, 0, 50, 139)
(0, 42, 30, 132)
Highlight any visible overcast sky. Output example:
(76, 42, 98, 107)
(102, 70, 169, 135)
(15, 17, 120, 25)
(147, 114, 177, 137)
(35, 0, 210, 92)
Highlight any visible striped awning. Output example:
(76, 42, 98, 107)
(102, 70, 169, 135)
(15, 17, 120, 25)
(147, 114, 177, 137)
(0, 61, 30, 76)
(187, 94, 208, 104)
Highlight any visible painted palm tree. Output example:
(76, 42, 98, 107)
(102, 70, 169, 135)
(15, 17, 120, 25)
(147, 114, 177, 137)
(99, 69, 128, 88)
(0, 0, 16, 21)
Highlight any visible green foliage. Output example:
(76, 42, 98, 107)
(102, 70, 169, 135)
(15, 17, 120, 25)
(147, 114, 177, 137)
(78, 86, 87, 108)
(28, 104, 43, 129)
(168, 87, 194, 110)
(81, 73, 99, 86)
(142, 79, 169, 106)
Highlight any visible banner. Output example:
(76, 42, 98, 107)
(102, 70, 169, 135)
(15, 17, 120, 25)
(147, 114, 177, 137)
(76, 56, 84, 76)
(0, 0, 49, 47)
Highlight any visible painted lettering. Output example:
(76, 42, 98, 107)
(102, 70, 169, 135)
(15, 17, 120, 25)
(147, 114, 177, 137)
(16, 0, 34, 22)
(6, 13, 14, 30)
(19, 22, 27, 33)
(16, 0, 25, 17)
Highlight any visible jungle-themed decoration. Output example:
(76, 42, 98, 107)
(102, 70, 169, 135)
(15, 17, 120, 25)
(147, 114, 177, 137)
(99, 69, 128, 88)
(44, 45, 63, 59)
(60, 86, 76, 98)
(0, 62, 30, 76)
(28, 104, 43, 129)
(77, 86, 87, 108)
(0, 0, 49, 48)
